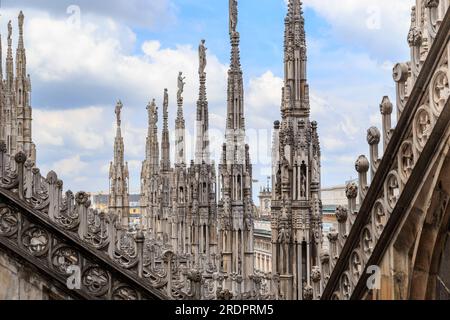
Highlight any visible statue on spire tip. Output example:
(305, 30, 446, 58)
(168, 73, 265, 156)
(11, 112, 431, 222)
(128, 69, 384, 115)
(177, 72, 186, 102)
(229, 0, 238, 34)
(19, 11, 25, 29)
(115, 101, 123, 127)
(8, 21, 12, 40)
(198, 39, 207, 75)
(147, 99, 158, 125)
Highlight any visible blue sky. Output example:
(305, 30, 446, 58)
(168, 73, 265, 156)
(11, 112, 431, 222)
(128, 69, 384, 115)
(1, 0, 415, 197)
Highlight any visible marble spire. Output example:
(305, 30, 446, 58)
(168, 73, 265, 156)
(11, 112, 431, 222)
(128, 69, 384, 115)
(109, 100, 130, 227)
(195, 40, 210, 165)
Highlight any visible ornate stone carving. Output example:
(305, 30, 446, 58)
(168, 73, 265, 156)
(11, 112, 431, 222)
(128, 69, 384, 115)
(361, 228, 374, 256)
(52, 246, 80, 274)
(350, 251, 362, 278)
(386, 172, 400, 210)
(335, 206, 348, 224)
(341, 273, 351, 299)
(355, 155, 370, 173)
(414, 106, 433, 149)
(311, 266, 321, 283)
(0, 206, 19, 237)
(303, 285, 313, 300)
(399, 141, 415, 181)
(373, 200, 386, 235)
(431, 69, 450, 115)
(367, 127, 381, 145)
(82, 266, 110, 297)
(22, 226, 49, 256)
(113, 285, 139, 300)
(345, 182, 358, 199)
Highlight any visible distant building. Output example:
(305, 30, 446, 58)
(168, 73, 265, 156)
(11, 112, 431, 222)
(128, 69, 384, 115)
(254, 219, 272, 274)
(90, 192, 142, 227)
(257, 178, 272, 219)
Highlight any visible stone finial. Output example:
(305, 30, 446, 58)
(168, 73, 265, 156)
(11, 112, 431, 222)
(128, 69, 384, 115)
(15, 151, 27, 164)
(345, 182, 358, 199)
(367, 126, 381, 180)
(355, 155, 369, 174)
(303, 285, 313, 300)
(46, 171, 58, 184)
(393, 63, 409, 83)
(367, 127, 381, 146)
(355, 155, 369, 204)
(75, 191, 89, 205)
(335, 205, 348, 224)
(380, 96, 393, 115)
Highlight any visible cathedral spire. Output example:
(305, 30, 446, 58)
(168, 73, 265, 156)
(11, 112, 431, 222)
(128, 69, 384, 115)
(147, 99, 160, 174)
(16, 11, 27, 79)
(161, 89, 171, 171)
(6, 20, 14, 91)
(195, 39, 210, 165)
(226, 0, 245, 132)
(109, 100, 130, 227)
(283, 0, 309, 119)
(271, 1, 322, 300)
(175, 72, 186, 165)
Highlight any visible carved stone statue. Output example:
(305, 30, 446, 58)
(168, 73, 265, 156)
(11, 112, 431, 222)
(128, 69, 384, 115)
(198, 40, 207, 75)
(281, 156, 290, 184)
(177, 72, 186, 102)
(115, 101, 123, 126)
(8, 21, 12, 40)
(229, 0, 238, 34)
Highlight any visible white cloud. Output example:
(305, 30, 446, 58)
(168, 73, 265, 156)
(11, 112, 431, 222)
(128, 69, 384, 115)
(33, 106, 108, 150)
(5, 0, 176, 31)
(303, 0, 415, 58)
(52, 155, 88, 178)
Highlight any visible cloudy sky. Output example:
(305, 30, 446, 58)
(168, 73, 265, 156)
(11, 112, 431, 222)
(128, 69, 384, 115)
(1, 0, 414, 196)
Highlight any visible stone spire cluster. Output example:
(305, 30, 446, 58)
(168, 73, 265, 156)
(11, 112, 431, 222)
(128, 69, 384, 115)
(271, 0, 323, 300)
(136, 40, 218, 267)
(217, 0, 255, 294)
(109, 0, 323, 300)
(109, 101, 130, 227)
(0, 12, 36, 165)
(140, 99, 160, 235)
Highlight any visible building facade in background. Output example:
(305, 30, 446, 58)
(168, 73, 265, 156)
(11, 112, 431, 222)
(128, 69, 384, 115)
(0, 12, 36, 166)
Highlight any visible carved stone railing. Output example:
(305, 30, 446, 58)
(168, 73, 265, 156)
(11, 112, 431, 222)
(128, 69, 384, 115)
(0, 144, 275, 300)
(0, 147, 190, 300)
(320, 1, 450, 300)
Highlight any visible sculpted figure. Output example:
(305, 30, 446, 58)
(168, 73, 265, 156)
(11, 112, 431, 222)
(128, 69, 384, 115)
(199, 40, 207, 75)
(115, 101, 123, 126)
(8, 21, 12, 40)
(229, 0, 238, 34)
(177, 72, 186, 101)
